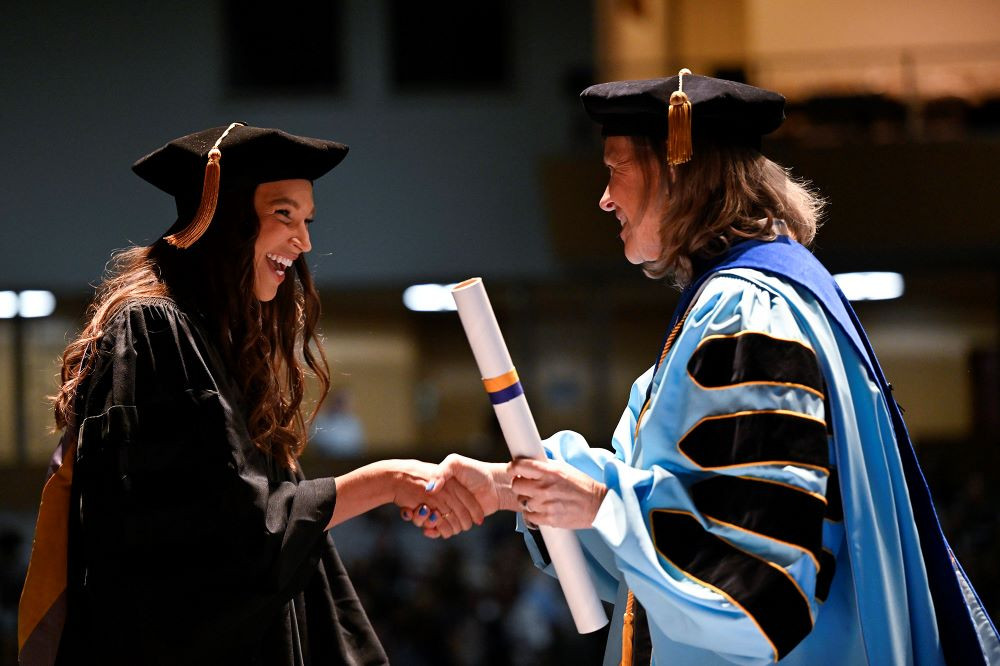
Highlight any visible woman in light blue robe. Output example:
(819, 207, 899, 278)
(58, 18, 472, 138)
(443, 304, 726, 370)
(522, 263, 937, 664)
(423, 72, 998, 665)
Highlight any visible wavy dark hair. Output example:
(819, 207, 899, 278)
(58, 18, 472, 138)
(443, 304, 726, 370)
(53, 186, 330, 469)
(626, 135, 825, 286)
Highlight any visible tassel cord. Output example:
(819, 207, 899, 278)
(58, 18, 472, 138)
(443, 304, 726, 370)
(164, 121, 243, 249)
(667, 68, 694, 166)
(165, 148, 221, 248)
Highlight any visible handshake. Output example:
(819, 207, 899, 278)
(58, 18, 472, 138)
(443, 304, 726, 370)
(388, 454, 609, 539)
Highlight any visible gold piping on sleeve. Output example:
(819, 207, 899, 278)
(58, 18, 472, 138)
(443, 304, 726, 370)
(706, 472, 830, 505)
(647, 508, 792, 662)
(675, 409, 830, 476)
(689, 378, 826, 400)
(687, 330, 825, 398)
(702, 515, 823, 572)
(694, 329, 817, 353)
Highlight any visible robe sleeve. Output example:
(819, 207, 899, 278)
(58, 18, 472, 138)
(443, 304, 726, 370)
(68, 300, 337, 663)
(535, 273, 836, 664)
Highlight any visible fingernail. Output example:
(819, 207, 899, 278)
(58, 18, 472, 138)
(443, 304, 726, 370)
(401, 509, 412, 520)
(429, 512, 439, 523)
(418, 506, 428, 517)
(425, 479, 436, 491)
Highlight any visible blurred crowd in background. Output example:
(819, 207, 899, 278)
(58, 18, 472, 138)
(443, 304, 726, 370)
(1, 431, 997, 665)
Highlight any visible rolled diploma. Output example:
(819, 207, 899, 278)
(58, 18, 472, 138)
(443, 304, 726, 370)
(452, 277, 609, 634)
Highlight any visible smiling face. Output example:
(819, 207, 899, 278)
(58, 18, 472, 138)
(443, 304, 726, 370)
(599, 136, 666, 265)
(252, 179, 315, 302)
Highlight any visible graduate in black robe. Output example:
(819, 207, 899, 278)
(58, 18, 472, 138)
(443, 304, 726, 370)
(20, 124, 487, 666)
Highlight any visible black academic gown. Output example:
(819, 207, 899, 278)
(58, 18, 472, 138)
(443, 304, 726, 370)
(56, 297, 387, 666)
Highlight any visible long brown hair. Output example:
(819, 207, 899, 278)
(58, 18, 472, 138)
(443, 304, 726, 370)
(627, 135, 824, 285)
(53, 186, 330, 469)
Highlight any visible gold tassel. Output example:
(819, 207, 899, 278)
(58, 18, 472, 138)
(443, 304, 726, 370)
(164, 147, 221, 248)
(165, 122, 243, 249)
(668, 68, 693, 166)
(620, 590, 636, 666)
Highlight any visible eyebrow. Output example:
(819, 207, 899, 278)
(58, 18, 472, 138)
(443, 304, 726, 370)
(604, 153, 630, 167)
(267, 196, 316, 219)
(603, 145, 629, 166)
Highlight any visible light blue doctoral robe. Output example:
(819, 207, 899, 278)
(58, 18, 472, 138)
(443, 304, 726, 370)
(522, 238, 999, 665)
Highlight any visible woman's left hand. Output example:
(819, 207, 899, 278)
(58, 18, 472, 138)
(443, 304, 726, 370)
(508, 458, 608, 530)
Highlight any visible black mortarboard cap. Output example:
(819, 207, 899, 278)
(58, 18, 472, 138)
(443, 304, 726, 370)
(133, 123, 349, 248)
(581, 69, 785, 164)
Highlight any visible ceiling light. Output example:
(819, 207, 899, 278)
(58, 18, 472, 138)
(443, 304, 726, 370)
(403, 283, 459, 312)
(0, 291, 17, 319)
(833, 272, 904, 301)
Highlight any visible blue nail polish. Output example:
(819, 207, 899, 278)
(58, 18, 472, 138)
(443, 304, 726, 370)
(418, 506, 428, 517)
(429, 512, 439, 523)
(425, 480, 436, 491)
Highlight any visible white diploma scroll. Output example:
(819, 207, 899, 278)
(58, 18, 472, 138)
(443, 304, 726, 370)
(451, 277, 609, 634)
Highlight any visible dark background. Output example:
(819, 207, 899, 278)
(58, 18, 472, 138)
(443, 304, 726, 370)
(1, 1, 998, 663)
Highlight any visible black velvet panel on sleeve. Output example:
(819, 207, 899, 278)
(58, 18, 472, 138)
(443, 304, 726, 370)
(687, 332, 825, 395)
(691, 476, 827, 566)
(678, 411, 829, 471)
(650, 510, 813, 660)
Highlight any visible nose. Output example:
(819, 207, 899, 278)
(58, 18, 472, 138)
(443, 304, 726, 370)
(599, 186, 614, 212)
(292, 223, 312, 254)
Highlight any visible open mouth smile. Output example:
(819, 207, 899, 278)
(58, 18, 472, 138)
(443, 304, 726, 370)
(266, 252, 294, 278)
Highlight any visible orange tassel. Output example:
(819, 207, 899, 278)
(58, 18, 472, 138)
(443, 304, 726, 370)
(165, 147, 222, 248)
(668, 68, 693, 166)
(620, 590, 636, 666)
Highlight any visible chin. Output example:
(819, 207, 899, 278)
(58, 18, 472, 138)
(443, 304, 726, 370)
(254, 285, 278, 302)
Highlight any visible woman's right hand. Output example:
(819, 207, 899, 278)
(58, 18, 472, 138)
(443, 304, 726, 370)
(329, 458, 489, 535)
(388, 459, 487, 538)
(402, 454, 517, 536)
